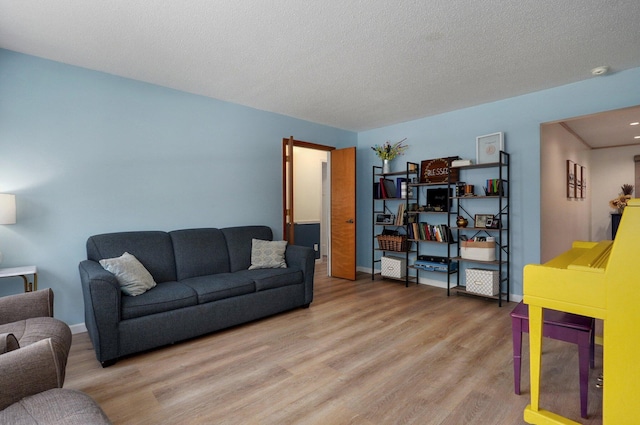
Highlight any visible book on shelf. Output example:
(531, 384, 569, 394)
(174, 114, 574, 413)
(396, 177, 407, 199)
(382, 178, 396, 198)
(410, 223, 451, 242)
(395, 203, 406, 225)
(485, 179, 504, 196)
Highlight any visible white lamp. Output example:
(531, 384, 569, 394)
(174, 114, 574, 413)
(0, 194, 16, 225)
(0, 193, 16, 263)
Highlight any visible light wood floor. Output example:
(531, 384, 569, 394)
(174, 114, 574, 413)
(65, 263, 603, 424)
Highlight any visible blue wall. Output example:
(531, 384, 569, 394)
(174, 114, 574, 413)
(358, 66, 640, 298)
(0, 49, 356, 325)
(2, 47, 640, 326)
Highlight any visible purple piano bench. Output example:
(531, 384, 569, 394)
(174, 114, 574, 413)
(510, 301, 595, 419)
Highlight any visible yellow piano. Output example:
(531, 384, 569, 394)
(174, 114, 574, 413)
(523, 199, 640, 425)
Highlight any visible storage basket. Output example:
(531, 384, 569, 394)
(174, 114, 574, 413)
(460, 240, 496, 261)
(466, 268, 500, 296)
(376, 234, 411, 252)
(381, 256, 407, 278)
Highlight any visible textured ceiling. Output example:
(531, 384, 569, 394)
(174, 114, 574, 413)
(1, 1, 640, 131)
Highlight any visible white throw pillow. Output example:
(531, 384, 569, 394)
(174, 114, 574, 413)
(99, 252, 157, 296)
(248, 239, 287, 270)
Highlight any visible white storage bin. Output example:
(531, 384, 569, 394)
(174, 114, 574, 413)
(466, 268, 500, 296)
(381, 256, 406, 278)
(460, 240, 496, 261)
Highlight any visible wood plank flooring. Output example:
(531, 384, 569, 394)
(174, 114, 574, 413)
(65, 263, 603, 424)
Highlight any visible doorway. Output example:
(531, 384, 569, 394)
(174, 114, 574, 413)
(540, 104, 640, 262)
(292, 145, 329, 261)
(282, 138, 357, 279)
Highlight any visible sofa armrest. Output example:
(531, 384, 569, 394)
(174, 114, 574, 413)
(285, 244, 315, 305)
(0, 333, 19, 354)
(0, 289, 53, 325)
(78, 260, 122, 364)
(0, 338, 61, 411)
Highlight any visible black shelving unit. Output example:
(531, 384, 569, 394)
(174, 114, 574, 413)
(448, 151, 510, 306)
(406, 162, 458, 286)
(371, 163, 418, 286)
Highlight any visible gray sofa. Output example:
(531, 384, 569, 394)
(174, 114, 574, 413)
(79, 226, 315, 367)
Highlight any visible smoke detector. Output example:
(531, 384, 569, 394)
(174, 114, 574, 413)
(591, 66, 610, 76)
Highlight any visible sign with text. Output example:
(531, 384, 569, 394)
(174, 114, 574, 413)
(420, 157, 459, 184)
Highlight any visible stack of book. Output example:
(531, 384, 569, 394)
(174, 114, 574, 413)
(407, 223, 452, 242)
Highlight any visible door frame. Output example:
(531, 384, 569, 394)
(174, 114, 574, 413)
(282, 137, 335, 266)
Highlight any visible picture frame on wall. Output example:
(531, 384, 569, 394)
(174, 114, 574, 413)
(476, 132, 504, 164)
(574, 162, 581, 198)
(567, 160, 575, 198)
(580, 165, 586, 198)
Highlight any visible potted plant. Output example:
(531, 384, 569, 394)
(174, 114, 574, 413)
(372, 138, 408, 173)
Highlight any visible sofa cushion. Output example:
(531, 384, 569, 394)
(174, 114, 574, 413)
(169, 228, 230, 280)
(221, 226, 273, 272)
(121, 282, 197, 320)
(0, 388, 112, 425)
(86, 231, 177, 283)
(248, 239, 287, 270)
(234, 268, 304, 291)
(99, 252, 157, 296)
(180, 274, 256, 304)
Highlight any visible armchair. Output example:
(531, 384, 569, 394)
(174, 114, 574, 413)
(0, 290, 112, 424)
(0, 337, 111, 424)
(0, 289, 71, 382)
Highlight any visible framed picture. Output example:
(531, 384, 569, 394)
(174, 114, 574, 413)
(476, 132, 504, 164)
(474, 214, 494, 228)
(574, 162, 581, 198)
(566, 160, 575, 198)
(485, 217, 500, 229)
(376, 213, 394, 225)
(580, 165, 586, 199)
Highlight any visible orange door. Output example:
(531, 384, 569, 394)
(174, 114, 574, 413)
(330, 147, 357, 280)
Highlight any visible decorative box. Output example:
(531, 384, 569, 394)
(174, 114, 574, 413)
(414, 259, 458, 273)
(466, 268, 500, 296)
(381, 256, 406, 278)
(451, 159, 472, 167)
(460, 240, 496, 261)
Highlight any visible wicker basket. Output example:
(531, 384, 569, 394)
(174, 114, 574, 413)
(377, 234, 410, 252)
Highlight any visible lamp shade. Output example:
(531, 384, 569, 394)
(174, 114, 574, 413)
(0, 194, 16, 224)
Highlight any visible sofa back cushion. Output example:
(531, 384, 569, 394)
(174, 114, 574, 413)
(86, 231, 177, 283)
(221, 226, 273, 272)
(170, 228, 230, 280)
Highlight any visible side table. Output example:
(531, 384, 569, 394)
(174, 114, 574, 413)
(0, 266, 38, 292)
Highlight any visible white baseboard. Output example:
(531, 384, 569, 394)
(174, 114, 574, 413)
(70, 323, 87, 335)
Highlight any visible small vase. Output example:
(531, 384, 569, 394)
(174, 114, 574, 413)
(382, 159, 391, 174)
(456, 217, 468, 228)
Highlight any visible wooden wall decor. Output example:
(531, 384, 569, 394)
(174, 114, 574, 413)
(420, 157, 459, 184)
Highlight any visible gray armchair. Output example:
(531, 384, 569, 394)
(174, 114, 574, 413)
(0, 289, 72, 381)
(0, 290, 111, 424)
(0, 337, 112, 424)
